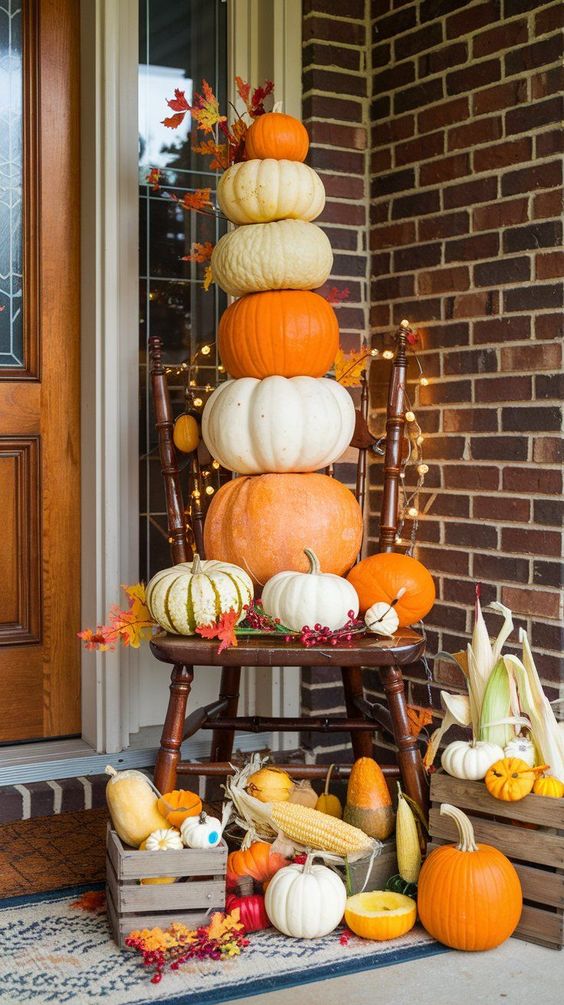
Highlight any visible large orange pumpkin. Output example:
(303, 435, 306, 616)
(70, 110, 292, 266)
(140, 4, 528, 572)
(347, 552, 435, 625)
(245, 112, 309, 162)
(417, 803, 522, 951)
(218, 291, 339, 379)
(227, 841, 288, 890)
(204, 473, 363, 587)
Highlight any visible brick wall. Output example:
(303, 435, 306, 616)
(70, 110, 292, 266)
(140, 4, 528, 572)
(300, 0, 563, 764)
(369, 0, 564, 728)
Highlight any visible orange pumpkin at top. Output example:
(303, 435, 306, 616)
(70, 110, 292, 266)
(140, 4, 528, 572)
(204, 472, 363, 587)
(218, 291, 339, 379)
(245, 112, 309, 162)
(347, 552, 435, 625)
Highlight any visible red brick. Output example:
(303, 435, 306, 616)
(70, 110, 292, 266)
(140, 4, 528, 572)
(422, 321, 470, 347)
(370, 303, 391, 327)
(303, 67, 367, 97)
(395, 20, 443, 59)
(536, 3, 564, 36)
(536, 251, 564, 280)
(501, 587, 561, 620)
(322, 227, 360, 251)
(474, 553, 530, 583)
(422, 435, 466, 459)
(371, 220, 416, 250)
(372, 114, 415, 147)
(392, 189, 441, 219)
(304, 94, 363, 121)
(450, 290, 496, 318)
(506, 96, 563, 135)
(504, 283, 564, 312)
(473, 79, 527, 115)
(444, 176, 497, 209)
(303, 41, 362, 73)
(394, 241, 442, 271)
(419, 379, 471, 404)
(503, 405, 561, 433)
(533, 560, 564, 589)
(418, 96, 469, 134)
(473, 138, 532, 173)
(320, 174, 365, 201)
(373, 62, 416, 93)
(448, 116, 502, 152)
(443, 407, 497, 432)
(303, 16, 366, 45)
(418, 42, 467, 78)
(475, 375, 532, 401)
(501, 160, 563, 198)
(536, 127, 564, 157)
(531, 64, 564, 100)
(395, 78, 444, 114)
(309, 121, 367, 150)
(536, 372, 564, 399)
(419, 210, 469, 240)
(446, 0, 500, 38)
(371, 274, 415, 300)
(501, 342, 562, 372)
(372, 168, 416, 197)
(391, 298, 442, 323)
(304, 0, 365, 16)
(445, 232, 499, 263)
(310, 147, 365, 174)
(418, 266, 470, 295)
(447, 58, 501, 96)
(471, 435, 528, 461)
(320, 201, 366, 226)
(501, 527, 561, 557)
(396, 131, 444, 166)
(505, 35, 564, 77)
(474, 256, 530, 287)
(534, 498, 564, 528)
(373, 40, 392, 67)
(473, 19, 528, 57)
(446, 467, 502, 493)
(531, 620, 564, 652)
(417, 546, 470, 576)
(503, 464, 562, 494)
(371, 148, 393, 172)
(535, 312, 564, 340)
(473, 316, 531, 343)
(443, 347, 497, 375)
(420, 153, 470, 186)
(503, 220, 562, 254)
(533, 437, 564, 464)
(445, 522, 498, 549)
(423, 492, 470, 518)
(473, 496, 530, 522)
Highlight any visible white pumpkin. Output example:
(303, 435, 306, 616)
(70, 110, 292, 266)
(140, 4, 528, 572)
(180, 811, 223, 849)
(441, 739, 504, 781)
(144, 828, 184, 852)
(262, 548, 359, 632)
(504, 734, 535, 767)
(211, 219, 333, 298)
(146, 553, 253, 635)
(217, 159, 325, 225)
(265, 857, 347, 938)
(202, 376, 355, 475)
(365, 602, 400, 637)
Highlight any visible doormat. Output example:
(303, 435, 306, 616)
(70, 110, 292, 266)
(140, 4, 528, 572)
(0, 885, 447, 1005)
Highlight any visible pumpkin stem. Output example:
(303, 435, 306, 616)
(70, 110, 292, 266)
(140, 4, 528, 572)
(105, 765, 117, 777)
(324, 764, 335, 796)
(304, 548, 321, 575)
(191, 553, 202, 575)
(272, 100, 283, 113)
(199, 811, 207, 824)
(440, 802, 478, 853)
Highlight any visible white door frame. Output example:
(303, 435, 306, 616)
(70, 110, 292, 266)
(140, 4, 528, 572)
(80, 0, 303, 754)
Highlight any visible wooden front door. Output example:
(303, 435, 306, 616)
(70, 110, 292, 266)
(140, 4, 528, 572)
(0, 0, 80, 742)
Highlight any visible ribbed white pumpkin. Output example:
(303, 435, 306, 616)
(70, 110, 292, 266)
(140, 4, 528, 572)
(181, 811, 223, 849)
(265, 857, 347, 938)
(217, 159, 325, 225)
(202, 376, 355, 475)
(146, 554, 253, 635)
(504, 735, 536, 767)
(144, 828, 184, 852)
(262, 548, 359, 632)
(211, 220, 333, 298)
(365, 601, 400, 637)
(441, 740, 504, 781)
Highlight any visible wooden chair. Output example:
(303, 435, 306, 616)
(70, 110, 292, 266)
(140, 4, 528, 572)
(148, 323, 429, 815)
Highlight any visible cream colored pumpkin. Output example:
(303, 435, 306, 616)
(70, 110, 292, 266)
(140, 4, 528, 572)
(105, 766, 169, 846)
(217, 159, 325, 225)
(211, 220, 333, 298)
(144, 828, 184, 851)
(181, 811, 223, 849)
(265, 856, 347, 938)
(504, 735, 535, 767)
(146, 553, 253, 635)
(262, 548, 359, 632)
(365, 602, 400, 637)
(441, 740, 504, 781)
(202, 376, 355, 475)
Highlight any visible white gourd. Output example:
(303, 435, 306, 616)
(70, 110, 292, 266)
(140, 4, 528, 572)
(265, 857, 347, 938)
(211, 220, 333, 298)
(217, 159, 325, 225)
(504, 735, 536, 767)
(365, 602, 400, 637)
(441, 739, 505, 780)
(202, 376, 355, 475)
(181, 811, 223, 849)
(144, 828, 184, 851)
(146, 554, 253, 635)
(262, 548, 359, 632)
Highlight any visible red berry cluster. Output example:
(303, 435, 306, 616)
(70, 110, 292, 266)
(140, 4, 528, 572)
(241, 601, 283, 631)
(125, 926, 249, 983)
(283, 612, 366, 648)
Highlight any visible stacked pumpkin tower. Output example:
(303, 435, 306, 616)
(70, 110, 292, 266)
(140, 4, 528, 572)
(202, 111, 363, 589)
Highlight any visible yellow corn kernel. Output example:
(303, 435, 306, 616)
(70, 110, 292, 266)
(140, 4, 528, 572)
(270, 801, 374, 856)
(396, 785, 421, 884)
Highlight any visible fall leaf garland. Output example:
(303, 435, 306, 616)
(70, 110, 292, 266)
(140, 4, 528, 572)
(126, 910, 249, 984)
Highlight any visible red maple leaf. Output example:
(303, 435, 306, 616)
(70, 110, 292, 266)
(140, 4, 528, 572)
(235, 77, 274, 118)
(176, 188, 213, 212)
(162, 89, 191, 129)
(324, 286, 350, 305)
(146, 167, 161, 191)
(181, 241, 214, 263)
(196, 610, 238, 653)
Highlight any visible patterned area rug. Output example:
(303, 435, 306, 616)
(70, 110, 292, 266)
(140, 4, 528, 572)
(0, 885, 447, 1005)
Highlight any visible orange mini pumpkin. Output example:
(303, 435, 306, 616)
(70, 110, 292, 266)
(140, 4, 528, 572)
(204, 472, 363, 587)
(218, 290, 338, 379)
(485, 758, 548, 802)
(227, 841, 288, 890)
(245, 112, 309, 162)
(157, 789, 202, 828)
(347, 552, 435, 625)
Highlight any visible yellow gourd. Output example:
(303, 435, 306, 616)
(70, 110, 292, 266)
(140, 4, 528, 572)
(246, 765, 294, 803)
(315, 764, 343, 819)
(105, 766, 169, 846)
(484, 758, 548, 802)
(533, 775, 564, 798)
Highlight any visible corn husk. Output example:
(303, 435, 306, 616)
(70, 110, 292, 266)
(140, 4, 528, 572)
(423, 691, 471, 769)
(504, 631, 564, 780)
(479, 659, 514, 749)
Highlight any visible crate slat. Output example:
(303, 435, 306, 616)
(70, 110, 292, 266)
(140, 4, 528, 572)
(107, 827, 227, 880)
(429, 808, 564, 869)
(430, 774, 564, 828)
(515, 904, 564, 950)
(117, 878, 226, 913)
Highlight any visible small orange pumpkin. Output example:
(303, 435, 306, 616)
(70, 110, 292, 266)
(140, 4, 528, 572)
(227, 841, 288, 890)
(533, 775, 564, 799)
(346, 552, 435, 625)
(484, 758, 548, 802)
(157, 789, 202, 828)
(245, 112, 309, 162)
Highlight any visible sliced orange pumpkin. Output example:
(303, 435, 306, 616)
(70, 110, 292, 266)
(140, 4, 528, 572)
(344, 891, 416, 941)
(157, 789, 202, 828)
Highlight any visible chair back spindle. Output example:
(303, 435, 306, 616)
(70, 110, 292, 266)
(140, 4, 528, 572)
(149, 337, 190, 564)
(378, 325, 409, 553)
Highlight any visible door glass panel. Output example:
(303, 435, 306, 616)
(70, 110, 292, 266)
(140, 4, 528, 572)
(138, 0, 227, 579)
(0, 0, 23, 367)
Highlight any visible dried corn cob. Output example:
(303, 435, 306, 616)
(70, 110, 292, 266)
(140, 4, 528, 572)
(396, 784, 421, 884)
(270, 800, 374, 856)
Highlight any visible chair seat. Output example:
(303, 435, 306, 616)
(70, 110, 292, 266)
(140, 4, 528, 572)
(150, 629, 425, 668)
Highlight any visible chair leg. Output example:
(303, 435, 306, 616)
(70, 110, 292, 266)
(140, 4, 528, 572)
(380, 662, 429, 816)
(341, 667, 374, 759)
(154, 664, 194, 794)
(210, 666, 242, 763)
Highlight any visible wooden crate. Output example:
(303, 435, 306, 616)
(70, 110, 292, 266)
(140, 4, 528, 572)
(429, 772, 564, 950)
(106, 826, 227, 948)
(346, 837, 398, 894)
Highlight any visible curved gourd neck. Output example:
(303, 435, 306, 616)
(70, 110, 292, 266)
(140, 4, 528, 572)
(440, 802, 478, 852)
(191, 553, 203, 575)
(304, 548, 321, 575)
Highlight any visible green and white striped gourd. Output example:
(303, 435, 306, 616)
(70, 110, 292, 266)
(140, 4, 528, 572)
(146, 553, 253, 635)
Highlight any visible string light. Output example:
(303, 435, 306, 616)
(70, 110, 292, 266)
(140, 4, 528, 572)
(205, 485, 215, 495)
(407, 506, 418, 518)
(212, 459, 220, 469)
(193, 397, 203, 407)
(405, 410, 416, 422)
(416, 434, 425, 446)
(419, 376, 429, 386)
(370, 348, 379, 357)
(201, 345, 211, 356)
(192, 489, 201, 499)
(382, 349, 394, 360)
(417, 463, 429, 475)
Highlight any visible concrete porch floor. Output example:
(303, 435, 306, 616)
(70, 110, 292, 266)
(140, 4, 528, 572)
(228, 939, 563, 1005)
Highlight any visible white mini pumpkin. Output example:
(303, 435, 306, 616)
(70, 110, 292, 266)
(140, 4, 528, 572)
(265, 856, 347, 938)
(180, 811, 223, 849)
(202, 376, 355, 475)
(217, 159, 325, 225)
(144, 828, 184, 852)
(441, 739, 504, 781)
(504, 734, 535, 767)
(262, 548, 359, 632)
(365, 602, 400, 637)
(211, 220, 333, 298)
(146, 553, 253, 635)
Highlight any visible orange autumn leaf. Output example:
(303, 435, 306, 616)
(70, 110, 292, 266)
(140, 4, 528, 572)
(146, 167, 161, 191)
(191, 80, 226, 134)
(182, 241, 214, 264)
(203, 265, 214, 291)
(79, 583, 156, 652)
(192, 138, 229, 171)
(196, 609, 238, 653)
(235, 76, 274, 118)
(77, 627, 114, 652)
(162, 88, 191, 129)
(335, 347, 368, 387)
(177, 188, 213, 212)
(407, 704, 434, 738)
(71, 890, 106, 913)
